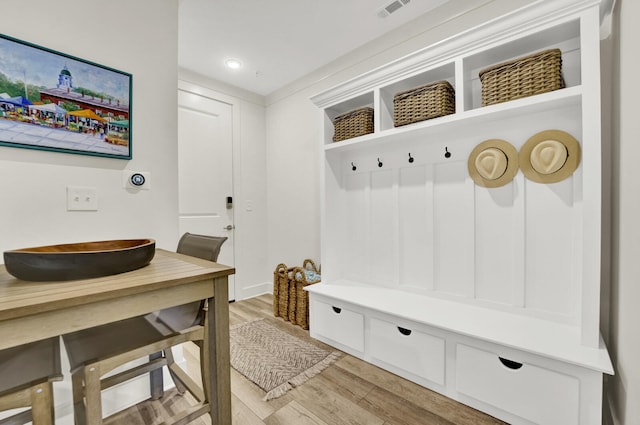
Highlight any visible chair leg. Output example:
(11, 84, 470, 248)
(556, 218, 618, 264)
(30, 381, 55, 425)
(149, 352, 164, 400)
(83, 365, 103, 425)
(200, 312, 211, 404)
(70, 372, 86, 425)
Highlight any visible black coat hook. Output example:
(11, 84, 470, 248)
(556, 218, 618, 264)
(408, 153, 414, 163)
(351, 162, 357, 171)
(377, 158, 383, 168)
(444, 147, 451, 159)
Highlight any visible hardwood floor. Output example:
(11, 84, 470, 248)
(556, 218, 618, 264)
(106, 294, 505, 425)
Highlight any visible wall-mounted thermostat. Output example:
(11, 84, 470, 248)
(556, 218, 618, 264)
(123, 171, 150, 190)
(130, 173, 146, 186)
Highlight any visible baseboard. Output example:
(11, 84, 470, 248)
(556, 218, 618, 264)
(236, 280, 271, 300)
(54, 370, 177, 425)
(55, 412, 75, 425)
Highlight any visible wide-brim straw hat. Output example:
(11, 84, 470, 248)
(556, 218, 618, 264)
(519, 129, 581, 184)
(468, 139, 519, 188)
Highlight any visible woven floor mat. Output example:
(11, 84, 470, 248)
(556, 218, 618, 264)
(230, 319, 340, 400)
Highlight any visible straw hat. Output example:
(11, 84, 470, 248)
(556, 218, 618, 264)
(467, 139, 519, 188)
(519, 130, 581, 184)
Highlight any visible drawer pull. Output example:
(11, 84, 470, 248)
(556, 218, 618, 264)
(332, 306, 342, 314)
(397, 326, 412, 336)
(499, 357, 523, 370)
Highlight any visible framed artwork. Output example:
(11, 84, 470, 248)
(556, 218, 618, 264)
(0, 33, 132, 159)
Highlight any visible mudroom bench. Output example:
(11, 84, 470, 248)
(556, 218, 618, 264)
(307, 282, 612, 425)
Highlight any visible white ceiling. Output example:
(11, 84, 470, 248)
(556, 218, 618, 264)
(178, 0, 450, 96)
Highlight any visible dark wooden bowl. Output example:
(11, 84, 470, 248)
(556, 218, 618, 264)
(3, 239, 155, 282)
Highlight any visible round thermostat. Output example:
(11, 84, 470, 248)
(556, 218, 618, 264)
(130, 173, 146, 187)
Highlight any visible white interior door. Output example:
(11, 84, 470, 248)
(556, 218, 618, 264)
(178, 89, 235, 300)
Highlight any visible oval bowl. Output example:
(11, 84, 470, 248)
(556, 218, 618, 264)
(3, 239, 155, 282)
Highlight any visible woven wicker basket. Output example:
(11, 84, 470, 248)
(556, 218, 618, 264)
(273, 263, 294, 319)
(292, 259, 321, 330)
(332, 107, 374, 142)
(393, 80, 455, 127)
(479, 48, 565, 106)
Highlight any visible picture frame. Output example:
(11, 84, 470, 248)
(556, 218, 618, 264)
(0, 33, 132, 159)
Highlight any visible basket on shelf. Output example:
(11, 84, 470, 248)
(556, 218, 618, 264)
(393, 80, 455, 127)
(479, 48, 565, 106)
(273, 263, 295, 319)
(332, 107, 374, 142)
(291, 259, 321, 330)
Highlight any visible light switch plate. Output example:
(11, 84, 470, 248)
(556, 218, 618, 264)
(67, 186, 98, 211)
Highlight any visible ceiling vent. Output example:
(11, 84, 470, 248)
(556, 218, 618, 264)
(377, 0, 411, 18)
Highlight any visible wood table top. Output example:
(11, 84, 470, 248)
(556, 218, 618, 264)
(0, 249, 235, 322)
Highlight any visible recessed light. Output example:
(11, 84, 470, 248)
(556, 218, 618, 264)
(224, 58, 242, 70)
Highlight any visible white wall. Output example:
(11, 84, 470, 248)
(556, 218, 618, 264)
(2, 0, 179, 421)
(265, 93, 322, 268)
(1, 0, 180, 253)
(607, 0, 640, 423)
(233, 98, 270, 299)
(178, 69, 269, 300)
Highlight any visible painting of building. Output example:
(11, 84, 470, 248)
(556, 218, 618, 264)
(0, 33, 131, 158)
(39, 66, 129, 120)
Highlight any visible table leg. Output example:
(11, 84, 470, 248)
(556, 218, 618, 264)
(206, 276, 231, 424)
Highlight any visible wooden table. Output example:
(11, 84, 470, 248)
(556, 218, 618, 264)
(0, 249, 234, 425)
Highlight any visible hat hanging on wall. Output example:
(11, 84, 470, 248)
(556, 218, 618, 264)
(519, 129, 581, 184)
(468, 139, 519, 188)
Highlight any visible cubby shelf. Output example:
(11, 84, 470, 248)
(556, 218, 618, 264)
(324, 85, 583, 153)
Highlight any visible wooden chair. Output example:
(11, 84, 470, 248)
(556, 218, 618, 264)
(61, 233, 227, 425)
(0, 337, 62, 425)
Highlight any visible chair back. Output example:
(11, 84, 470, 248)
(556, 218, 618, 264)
(153, 233, 227, 331)
(177, 232, 227, 262)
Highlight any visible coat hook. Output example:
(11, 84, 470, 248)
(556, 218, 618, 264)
(408, 153, 414, 163)
(351, 162, 357, 171)
(444, 147, 451, 159)
(377, 158, 383, 168)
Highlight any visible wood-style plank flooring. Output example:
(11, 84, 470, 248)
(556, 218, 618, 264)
(106, 294, 505, 425)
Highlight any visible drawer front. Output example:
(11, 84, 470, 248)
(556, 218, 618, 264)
(456, 344, 579, 425)
(309, 299, 364, 352)
(370, 317, 445, 385)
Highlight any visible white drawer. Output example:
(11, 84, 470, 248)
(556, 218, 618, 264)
(456, 344, 579, 425)
(369, 317, 445, 385)
(309, 300, 364, 352)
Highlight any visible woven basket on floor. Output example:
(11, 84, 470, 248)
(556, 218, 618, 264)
(393, 80, 455, 127)
(332, 107, 374, 142)
(288, 259, 320, 323)
(292, 259, 321, 330)
(273, 263, 294, 319)
(479, 48, 565, 106)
